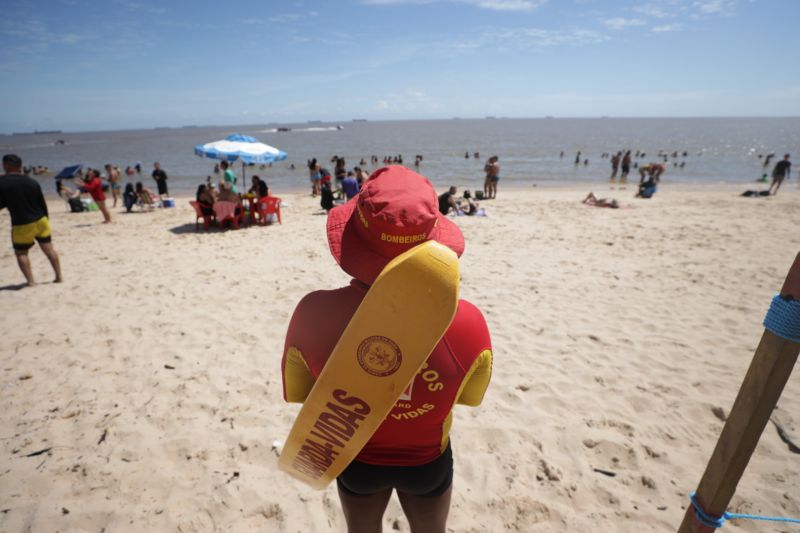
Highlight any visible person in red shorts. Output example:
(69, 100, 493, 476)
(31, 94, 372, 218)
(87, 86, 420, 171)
(77, 169, 112, 223)
(282, 166, 493, 533)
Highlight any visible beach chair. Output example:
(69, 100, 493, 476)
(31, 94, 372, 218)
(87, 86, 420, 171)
(189, 201, 215, 231)
(256, 196, 282, 225)
(138, 190, 161, 210)
(213, 200, 243, 229)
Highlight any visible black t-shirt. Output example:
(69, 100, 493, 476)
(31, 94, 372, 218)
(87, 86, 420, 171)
(773, 160, 791, 178)
(152, 168, 168, 182)
(0, 173, 49, 226)
(438, 192, 453, 215)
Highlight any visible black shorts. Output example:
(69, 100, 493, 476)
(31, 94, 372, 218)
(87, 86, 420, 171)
(156, 181, 168, 195)
(337, 442, 453, 497)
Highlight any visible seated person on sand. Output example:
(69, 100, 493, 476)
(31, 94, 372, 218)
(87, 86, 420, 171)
(458, 189, 479, 216)
(56, 179, 80, 200)
(248, 175, 263, 196)
(123, 183, 137, 212)
(196, 184, 215, 215)
(135, 182, 159, 206)
(635, 177, 657, 199)
(438, 186, 462, 215)
(217, 180, 240, 203)
(320, 181, 334, 212)
(257, 179, 269, 199)
(582, 192, 619, 208)
(206, 181, 219, 201)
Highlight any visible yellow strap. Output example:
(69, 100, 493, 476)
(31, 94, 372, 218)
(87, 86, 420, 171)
(279, 241, 460, 489)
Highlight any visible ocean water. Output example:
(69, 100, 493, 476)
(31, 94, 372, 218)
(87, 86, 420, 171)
(2, 117, 798, 195)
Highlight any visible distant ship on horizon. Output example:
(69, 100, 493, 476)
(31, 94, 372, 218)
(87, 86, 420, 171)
(352, 118, 367, 122)
(34, 130, 62, 134)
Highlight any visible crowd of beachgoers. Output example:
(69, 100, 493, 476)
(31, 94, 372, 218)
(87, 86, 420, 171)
(18, 145, 794, 228)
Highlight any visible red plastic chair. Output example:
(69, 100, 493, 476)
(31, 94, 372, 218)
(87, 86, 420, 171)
(256, 196, 282, 225)
(213, 201, 243, 229)
(189, 201, 215, 231)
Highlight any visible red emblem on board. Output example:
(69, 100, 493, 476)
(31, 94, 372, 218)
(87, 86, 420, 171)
(357, 336, 402, 377)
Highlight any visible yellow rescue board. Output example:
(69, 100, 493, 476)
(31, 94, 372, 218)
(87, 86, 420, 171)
(279, 241, 460, 489)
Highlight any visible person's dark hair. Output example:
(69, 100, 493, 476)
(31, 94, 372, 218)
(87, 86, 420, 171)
(258, 180, 269, 198)
(135, 182, 143, 192)
(124, 183, 135, 194)
(3, 154, 22, 169)
(308, 158, 317, 170)
(91, 169, 101, 178)
(463, 189, 471, 199)
(449, 186, 457, 194)
(220, 160, 229, 169)
(196, 184, 207, 201)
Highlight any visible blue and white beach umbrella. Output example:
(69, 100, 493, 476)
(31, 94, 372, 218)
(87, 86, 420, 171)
(194, 133, 288, 164)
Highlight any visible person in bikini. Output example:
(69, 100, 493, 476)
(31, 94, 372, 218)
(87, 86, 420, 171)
(281, 166, 493, 533)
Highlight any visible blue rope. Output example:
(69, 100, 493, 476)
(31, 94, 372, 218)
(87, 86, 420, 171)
(689, 492, 800, 528)
(763, 294, 800, 343)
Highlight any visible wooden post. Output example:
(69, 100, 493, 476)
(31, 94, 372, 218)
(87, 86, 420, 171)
(677, 252, 800, 532)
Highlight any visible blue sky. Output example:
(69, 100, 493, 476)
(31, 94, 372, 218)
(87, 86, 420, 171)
(1, 0, 798, 132)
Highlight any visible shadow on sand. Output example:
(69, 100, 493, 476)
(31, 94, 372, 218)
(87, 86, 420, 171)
(0, 282, 29, 291)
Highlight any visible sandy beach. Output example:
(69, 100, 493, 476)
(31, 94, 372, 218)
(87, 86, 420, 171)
(1, 183, 798, 532)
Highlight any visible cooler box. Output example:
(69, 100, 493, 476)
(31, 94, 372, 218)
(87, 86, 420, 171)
(162, 198, 175, 208)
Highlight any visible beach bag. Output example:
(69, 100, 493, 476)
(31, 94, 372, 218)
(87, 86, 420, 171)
(68, 197, 84, 213)
(475, 191, 485, 200)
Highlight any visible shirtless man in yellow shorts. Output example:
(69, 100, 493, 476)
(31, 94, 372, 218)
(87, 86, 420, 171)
(0, 154, 62, 287)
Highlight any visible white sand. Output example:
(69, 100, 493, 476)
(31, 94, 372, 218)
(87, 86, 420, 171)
(1, 183, 798, 532)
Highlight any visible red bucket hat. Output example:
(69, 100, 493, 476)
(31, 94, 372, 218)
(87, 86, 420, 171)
(327, 166, 465, 284)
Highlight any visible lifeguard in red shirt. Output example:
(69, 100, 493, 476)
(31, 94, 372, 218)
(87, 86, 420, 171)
(282, 166, 492, 533)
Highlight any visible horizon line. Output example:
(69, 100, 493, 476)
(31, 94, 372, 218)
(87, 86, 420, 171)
(3, 115, 799, 136)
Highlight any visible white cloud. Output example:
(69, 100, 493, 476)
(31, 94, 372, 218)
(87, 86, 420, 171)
(442, 26, 609, 51)
(113, 0, 166, 15)
(633, 2, 677, 18)
(269, 12, 308, 23)
(692, 0, 736, 15)
(602, 17, 646, 30)
(363, 0, 546, 11)
(474, 0, 545, 11)
(469, 27, 609, 49)
(375, 89, 440, 113)
(652, 23, 683, 32)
